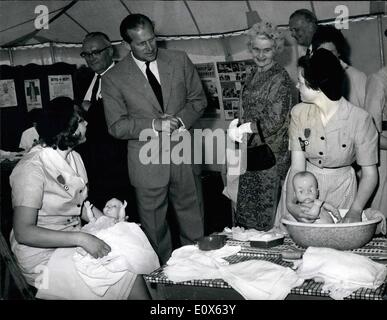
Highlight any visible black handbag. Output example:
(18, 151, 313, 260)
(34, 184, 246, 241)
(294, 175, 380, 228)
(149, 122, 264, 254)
(246, 121, 276, 171)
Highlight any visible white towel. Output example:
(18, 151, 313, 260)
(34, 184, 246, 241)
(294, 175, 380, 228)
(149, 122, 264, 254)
(223, 226, 286, 241)
(164, 244, 241, 282)
(218, 260, 304, 300)
(164, 244, 303, 300)
(363, 208, 386, 235)
(73, 222, 160, 296)
(296, 247, 387, 300)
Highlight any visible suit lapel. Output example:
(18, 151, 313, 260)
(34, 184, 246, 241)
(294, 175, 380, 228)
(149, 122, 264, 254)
(125, 55, 162, 112)
(157, 49, 173, 113)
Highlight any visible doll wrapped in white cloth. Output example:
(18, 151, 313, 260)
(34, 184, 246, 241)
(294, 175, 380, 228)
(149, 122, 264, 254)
(73, 198, 160, 296)
(36, 198, 159, 299)
(82, 198, 128, 233)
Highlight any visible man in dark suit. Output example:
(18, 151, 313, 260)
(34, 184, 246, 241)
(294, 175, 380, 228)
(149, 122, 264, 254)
(289, 9, 318, 56)
(101, 14, 207, 264)
(75, 32, 134, 215)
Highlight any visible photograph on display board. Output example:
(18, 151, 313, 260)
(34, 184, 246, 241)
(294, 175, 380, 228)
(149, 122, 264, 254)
(48, 75, 74, 100)
(0, 79, 18, 108)
(24, 79, 42, 111)
(195, 62, 221, 118)
(217, 60, 256, 119)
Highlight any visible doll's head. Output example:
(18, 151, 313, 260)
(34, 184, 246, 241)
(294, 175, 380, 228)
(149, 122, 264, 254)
(293, 171, 319, 204)
(103, 198, 126, 221)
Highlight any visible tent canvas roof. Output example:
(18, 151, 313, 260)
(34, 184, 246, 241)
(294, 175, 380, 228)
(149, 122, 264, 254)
(0, 0, 377, 47)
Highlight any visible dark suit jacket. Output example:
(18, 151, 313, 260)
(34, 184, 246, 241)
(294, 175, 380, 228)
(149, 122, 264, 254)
(101, 49, 207, 188)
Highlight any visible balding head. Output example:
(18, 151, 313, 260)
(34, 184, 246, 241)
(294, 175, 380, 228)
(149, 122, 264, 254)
(81, 32, 113, 74)
(289, 9, 318, 46)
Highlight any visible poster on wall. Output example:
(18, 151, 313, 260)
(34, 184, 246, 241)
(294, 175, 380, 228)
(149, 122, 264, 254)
(48, 75, 74, 100)
(217, 60, 255, 120)
(24, 79, 43, 111)
(195, 62, 221, 118)
(0, 79, 18, 108)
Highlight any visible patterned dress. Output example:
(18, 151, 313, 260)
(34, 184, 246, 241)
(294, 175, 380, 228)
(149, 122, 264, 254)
(236, 62, 294, 230)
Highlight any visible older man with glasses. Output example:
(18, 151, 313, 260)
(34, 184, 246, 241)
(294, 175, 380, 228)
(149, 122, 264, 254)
(74, 32, 135, 218)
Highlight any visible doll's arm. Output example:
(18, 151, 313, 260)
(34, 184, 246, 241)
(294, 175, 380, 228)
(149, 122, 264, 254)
(322, 202, 342, 222)
(307, 199, 323, 219)
(84, 201, 97, 223)
(118, 200, 127, 222)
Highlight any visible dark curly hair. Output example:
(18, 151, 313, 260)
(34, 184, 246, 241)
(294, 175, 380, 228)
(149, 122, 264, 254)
(311, 25, 351, 64)
(37, 97, 85, 150)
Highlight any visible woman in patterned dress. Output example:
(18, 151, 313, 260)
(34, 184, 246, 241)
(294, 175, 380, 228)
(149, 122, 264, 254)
(227, 21, 295, 230)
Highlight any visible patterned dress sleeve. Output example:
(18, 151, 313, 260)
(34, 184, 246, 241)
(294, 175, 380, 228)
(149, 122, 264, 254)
(250, 71, 293, 138)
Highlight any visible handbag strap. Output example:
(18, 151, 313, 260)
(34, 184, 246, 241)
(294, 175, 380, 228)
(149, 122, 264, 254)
(247, 120, 266, 146)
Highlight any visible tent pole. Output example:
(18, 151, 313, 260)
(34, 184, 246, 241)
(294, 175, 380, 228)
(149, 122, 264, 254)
(377, 14, 385, 67)
(220, 36, 233, 62)
(50, 43, 56, 64)
(7, 48, 14, 66)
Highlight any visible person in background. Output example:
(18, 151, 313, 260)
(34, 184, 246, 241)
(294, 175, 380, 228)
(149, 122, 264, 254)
(227, 21, 294, 231)
(10, 96, 149, 299)
(312, 25, 367, 108)
(364, 66, 387, 217)
(289, 9, 318, 55)
(19, 108, 42, 151)
(101, 14, 207, 264)
(75, 32, 134, 216)
(275, 49, 378, 226)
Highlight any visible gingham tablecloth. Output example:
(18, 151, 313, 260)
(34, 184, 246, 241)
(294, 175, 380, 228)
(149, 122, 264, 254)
(144, 236, 387, 300)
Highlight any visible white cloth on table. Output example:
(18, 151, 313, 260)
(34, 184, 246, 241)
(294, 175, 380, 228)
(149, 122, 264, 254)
(222, 226, 286, 242)
(164, 244, 303, 300)
(73, 221, 160, 296)
(296, 247, 387, 300)
(218, 260, 304, 300)
(164, 245, 241, 282)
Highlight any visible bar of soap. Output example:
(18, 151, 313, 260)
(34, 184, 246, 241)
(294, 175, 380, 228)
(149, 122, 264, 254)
(281, 250, 303, 260)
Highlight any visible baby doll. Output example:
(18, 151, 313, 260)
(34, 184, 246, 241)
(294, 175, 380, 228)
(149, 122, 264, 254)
(83, 198, 128, 233)
(292, 171, 342, 224)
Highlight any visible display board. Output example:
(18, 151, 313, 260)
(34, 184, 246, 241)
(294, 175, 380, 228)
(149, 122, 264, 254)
(196, 59, 256, 121)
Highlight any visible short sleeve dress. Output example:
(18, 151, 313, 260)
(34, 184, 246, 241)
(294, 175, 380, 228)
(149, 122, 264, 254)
(275, 98, 378, 225)
(9, 145, 88, 285)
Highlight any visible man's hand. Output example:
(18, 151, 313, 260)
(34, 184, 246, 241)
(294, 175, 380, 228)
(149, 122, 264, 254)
(154, 115, 180, 133)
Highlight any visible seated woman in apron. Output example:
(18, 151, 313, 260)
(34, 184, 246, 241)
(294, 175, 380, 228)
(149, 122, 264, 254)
(275, 48, 378, 226)
(9, 97, 153, 299)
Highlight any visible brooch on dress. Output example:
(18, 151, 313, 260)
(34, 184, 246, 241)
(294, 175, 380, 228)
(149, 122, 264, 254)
(57, 174, 69, 191)
(298, 137, 309, 151)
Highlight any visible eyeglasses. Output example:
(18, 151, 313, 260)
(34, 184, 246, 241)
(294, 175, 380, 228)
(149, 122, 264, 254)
(80, 46, 112, 58)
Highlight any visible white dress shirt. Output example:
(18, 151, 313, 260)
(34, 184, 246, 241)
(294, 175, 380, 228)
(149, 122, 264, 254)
(84, 62, 115, 101)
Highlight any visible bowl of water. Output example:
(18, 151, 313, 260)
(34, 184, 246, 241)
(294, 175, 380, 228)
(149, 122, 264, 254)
(281, 210, 382, 250)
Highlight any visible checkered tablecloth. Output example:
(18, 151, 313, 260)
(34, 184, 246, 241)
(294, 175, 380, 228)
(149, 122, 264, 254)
(144, 236, 387, 300)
